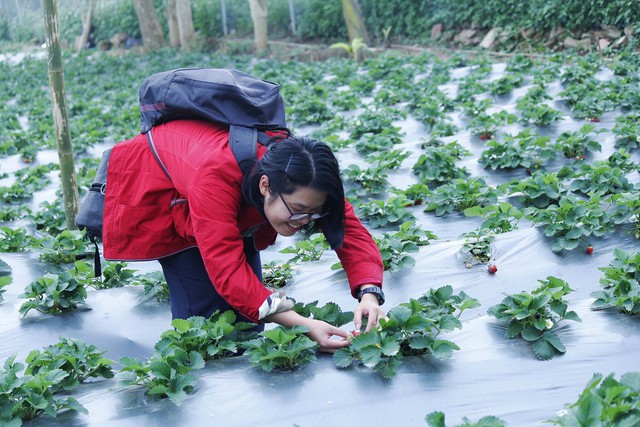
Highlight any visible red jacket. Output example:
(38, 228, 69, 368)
(103, 119, 383, 322)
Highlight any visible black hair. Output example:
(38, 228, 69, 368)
(242, 135, 345, 249)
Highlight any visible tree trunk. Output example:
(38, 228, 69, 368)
(176, 0, 195, 50)
(220, 0, 228, 37)
(132, 0, 165, 51)
(76, 0, 95, 51)
(288, 0, 296, 36)
(249, 0, 268, 55)
(42, 0, 79, 230)
(165, 0, 180, 47)
(340, 0, 369, 45)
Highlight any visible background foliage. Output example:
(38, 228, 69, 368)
(1, 0, 640, 46)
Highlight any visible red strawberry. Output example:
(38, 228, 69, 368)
(480, 134, 486, 141)
(488, 264, 498, 274)
(591, 117, 600, 122)
(586, 245, 593, 254)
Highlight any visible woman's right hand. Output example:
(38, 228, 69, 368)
(266, 310, 349, 353)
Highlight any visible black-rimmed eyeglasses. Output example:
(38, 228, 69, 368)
(279, 193, 328, 221)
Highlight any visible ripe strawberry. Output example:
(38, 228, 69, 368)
(480, 134, 486, 141)
(488, 264, 498, 274)
(586, 245, 593, 254)
(590, 117, 600, 122)
(486, 133, 492, 140)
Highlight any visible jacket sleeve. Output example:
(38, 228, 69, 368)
(335, 199, 384, 299)
(185, 167, 275, 323)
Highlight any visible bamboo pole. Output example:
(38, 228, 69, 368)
(42, 0, 79, 230)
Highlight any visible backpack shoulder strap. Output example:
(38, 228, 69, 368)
(146, 129, 173, 182)
(229, 125, 258, 175)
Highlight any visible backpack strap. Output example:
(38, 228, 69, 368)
(229, 125, 258, 175)
(146, 125, 270, 180)
(146, 128, 173, 182)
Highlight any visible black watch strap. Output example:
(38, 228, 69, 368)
(358, 286, 385, 305)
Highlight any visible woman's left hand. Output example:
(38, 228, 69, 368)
(354, 293, 385, 333)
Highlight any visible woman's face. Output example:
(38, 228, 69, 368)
(259, 175, 327, 236)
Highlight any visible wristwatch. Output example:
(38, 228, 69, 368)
(358, 286, 385, 306)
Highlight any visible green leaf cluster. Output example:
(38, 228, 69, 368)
(333, 285, 479, 378)
(19, 272, 88, 317)
(547, 372, 640, 426)
(426, 410, 507, 427)
(488, 276, 581, 360)
(25, 338, 114, 393)
(591, 248, 640, 316)
(292, 300, 354, 327)
(279, 233, 329, 263)
(424, 178, 499, 217)
(356, 196, 415, 228)
(243, 326, 318, 372)
(116, 311, 257, 405)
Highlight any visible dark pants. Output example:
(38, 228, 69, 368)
(158, 237, 264, 331)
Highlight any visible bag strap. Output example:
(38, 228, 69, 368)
(146, 125, 272, 179)
(146, 129, 173, 182)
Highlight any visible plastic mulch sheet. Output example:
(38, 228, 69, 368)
(1, 58, 639, 426)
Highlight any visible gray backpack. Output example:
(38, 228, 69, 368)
(139, 67, 290, 176)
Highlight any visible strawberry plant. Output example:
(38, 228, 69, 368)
(285, 95, 334, 126)
(0, 226, 36, 252)
(36, 230, 89, 265)
(487, 276, 581, 360)
(0, 276, 11, 303)
(132, 271, 170, 303)
(409, 92, 448, 128)
(566, 159, 635, 196)
(464, 201, 523, 233)
(489, 73, 524, 96)
(292, 300, 353, 327)
(426, 411, 506, 427)
(333, 285, 480, 378)
(423, 178, 499, 217)
(0, 355, 88, 425)
(279, 233, 329, 263)
(466, 110, 517, 138)
(0, 205, 30, 221)
(393, 183, 431, 206)
(517, 101, 563, 126)
(412, 142, 471, 185)
(342, 164, 389, 198)
(156, 312, 258, 362)
(461, 229, 495, 264)
(97, 261, 136, 289)
(354, 129, 404, 156)
(262, 261, 293, 289)
(591, 248, 640, 316)
(349, 107, 405, 139)
(500, 170, 567, 208)
(547, 372, 640, 426)
(25, 337, 114, 392)
(356, 196, 415, 228)
(116, 350, 203, 406)
(612, 112, 640, 150)
(553, 124, 603, 159)
(368, 149, 410, 170)
(374, 233, 421, 271)
(28, 200, 66, 235)
(525, 195, 626, 252)
(606, 191, 640, 239)
(243, 326, 318, 372)
(479, 128, 555, 170)
(19, 271, 88, 316)
(461, 97, 492, 118)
